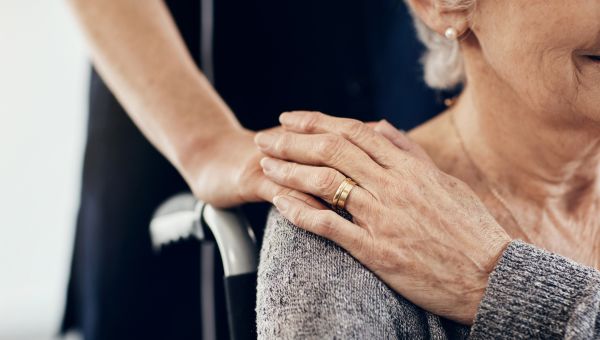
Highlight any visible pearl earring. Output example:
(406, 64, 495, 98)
(444, 27, 458, 40)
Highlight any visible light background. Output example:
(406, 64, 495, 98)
(0, 0, 87, 339)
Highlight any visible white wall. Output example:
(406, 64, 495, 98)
(0, 0, 87, 339)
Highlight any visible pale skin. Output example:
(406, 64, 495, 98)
(66, 0, 317, 208)
(68, 0, 431, 211)
(256, 0, 600, 325)
(68, 0, 600, 328)
(66, 0, 437, 208)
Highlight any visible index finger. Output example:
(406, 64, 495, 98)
(255, 130, 386, 192)
(280, 111, 408, 169)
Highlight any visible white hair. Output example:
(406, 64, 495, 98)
(406, 0, 475, 89)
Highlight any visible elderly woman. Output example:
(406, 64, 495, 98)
(254, 0, 600, 338)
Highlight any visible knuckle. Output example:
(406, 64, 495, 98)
(287, 205, 303, 225)
(281, 162, 296, 181)
(273, 133, 290, 156)
(316, 134, 344, 162)
(314, 169, 338, 193)
(344, 120, 369, 140)
(314, 210, 338, 238)
(316, 134, 338, 152)
(300, 111, 321, 132)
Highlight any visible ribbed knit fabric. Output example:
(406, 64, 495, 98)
(470, 241, 600, 339)
(256, 209, 600, 339)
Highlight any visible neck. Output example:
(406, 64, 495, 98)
(452, 81, 600, 210)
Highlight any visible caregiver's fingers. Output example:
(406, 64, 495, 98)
(260, 157, 375, 218)
(279, 111, 406, 169)
(273, 194, 371, 258)
(373, 120, 434, 165)
(255, 130, 386, 190)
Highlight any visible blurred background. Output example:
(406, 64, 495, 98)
(0, 0, 87, 338)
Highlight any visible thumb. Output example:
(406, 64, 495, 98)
(373, 120, 434, 165)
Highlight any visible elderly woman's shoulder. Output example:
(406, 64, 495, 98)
(256, 208, 470, 339)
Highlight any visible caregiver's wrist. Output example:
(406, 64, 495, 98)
(176, 126, 250, 175)
(175, 127, 255, 200)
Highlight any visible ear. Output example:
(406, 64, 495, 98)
(406, 0, 470, 38)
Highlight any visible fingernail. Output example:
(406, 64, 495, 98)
(255, 131, 277, 149)
(273, 195, 290, 213)
(260, 157, 277, 174)
(279, 112, 299, 126)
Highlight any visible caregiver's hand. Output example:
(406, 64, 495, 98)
(185, 126, 327, 208)
(254, 111, 512, 325)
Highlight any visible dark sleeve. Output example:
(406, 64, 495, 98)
(470, 240, 600, 339)
(255, 210, 431, 339)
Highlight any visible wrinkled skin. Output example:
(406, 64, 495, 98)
(256, 0, 600, 324)
(256, 111, 511, 325)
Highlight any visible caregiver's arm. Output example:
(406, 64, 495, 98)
(67, 0, 301, 207)
(257, 111, 600, 337)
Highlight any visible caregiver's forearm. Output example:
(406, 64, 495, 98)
(470, 241, 600, 339)
(67, 0, 241, 172)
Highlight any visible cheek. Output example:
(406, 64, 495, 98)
(498, 51, 579, 118)
(473, 0, 600, 119)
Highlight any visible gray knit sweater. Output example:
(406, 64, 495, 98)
(256, 209, 600, 339)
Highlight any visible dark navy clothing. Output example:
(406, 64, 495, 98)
(62, 1, 447, 339)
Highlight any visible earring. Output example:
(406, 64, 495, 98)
(444, 27, 458, 41)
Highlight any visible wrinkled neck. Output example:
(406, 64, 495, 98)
(451, 85, 600, 210)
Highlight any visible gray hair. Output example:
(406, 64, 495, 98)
(406, 0, 475, 89)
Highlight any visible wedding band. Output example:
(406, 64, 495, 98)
(332, 178, 357, 210)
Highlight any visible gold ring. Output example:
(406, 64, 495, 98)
(332, 178, 357, 210)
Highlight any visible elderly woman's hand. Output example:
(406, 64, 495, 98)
(254, 111, 512, 325)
